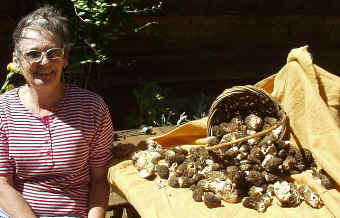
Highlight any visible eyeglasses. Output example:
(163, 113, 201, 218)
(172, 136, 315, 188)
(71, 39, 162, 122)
(21, 47, 64, 64)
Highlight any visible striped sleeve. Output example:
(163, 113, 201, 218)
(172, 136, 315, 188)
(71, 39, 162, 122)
(89, 96, 114, 167)
(0, 107, 14, 175)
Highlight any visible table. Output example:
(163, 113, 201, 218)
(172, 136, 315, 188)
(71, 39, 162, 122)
(106, 126, 176, 218)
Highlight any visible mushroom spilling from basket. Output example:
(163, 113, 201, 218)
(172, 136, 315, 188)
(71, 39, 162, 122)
(131, 86, 334, 212)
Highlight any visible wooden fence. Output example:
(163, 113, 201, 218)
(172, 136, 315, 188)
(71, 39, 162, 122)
(2, 0, 340, 128)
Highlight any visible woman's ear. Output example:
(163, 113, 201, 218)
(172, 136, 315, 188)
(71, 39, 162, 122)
(12, 51, 21, 66)
(12, 53, 20, 69)
(12, 52, 18, 64)
(11, 51, 22, 73)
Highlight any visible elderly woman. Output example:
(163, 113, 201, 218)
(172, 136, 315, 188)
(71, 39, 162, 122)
(0, 6, 113, 218)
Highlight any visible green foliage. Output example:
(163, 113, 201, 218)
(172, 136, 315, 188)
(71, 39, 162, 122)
(38, 0, 161, 77)
(127, 80, 171, 128)
(0, 72, 17, 94)
(183, 92, 213, 120)
(0, 63, 24, 94)
(126, 80, 214, 128)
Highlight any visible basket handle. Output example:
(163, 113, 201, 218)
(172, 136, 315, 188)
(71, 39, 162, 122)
(205, 113, 288, 151)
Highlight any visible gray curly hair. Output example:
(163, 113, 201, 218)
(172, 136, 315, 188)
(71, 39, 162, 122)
(12, 5, 73, 54)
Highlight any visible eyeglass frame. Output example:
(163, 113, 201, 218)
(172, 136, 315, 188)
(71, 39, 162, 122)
(18, 47, 65, 64)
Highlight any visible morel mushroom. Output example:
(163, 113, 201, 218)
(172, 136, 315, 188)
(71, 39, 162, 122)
(131, 150, 162, 179)
(243, 193, 272, 213)
(156, 165, 170, 179)
(273, 181, 302, 207)
(245, 114, 263, 131)
(298, 185, 323, 209)
(203, 192, 221, 208)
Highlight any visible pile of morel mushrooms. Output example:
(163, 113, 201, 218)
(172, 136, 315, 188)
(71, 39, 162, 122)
(131, 113, 334, 212)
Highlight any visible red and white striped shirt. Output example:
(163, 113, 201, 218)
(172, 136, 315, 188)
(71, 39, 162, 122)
(0, 84, 114, 217)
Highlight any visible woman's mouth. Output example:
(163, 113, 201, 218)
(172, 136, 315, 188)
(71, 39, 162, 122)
(35, 71, 54, 76)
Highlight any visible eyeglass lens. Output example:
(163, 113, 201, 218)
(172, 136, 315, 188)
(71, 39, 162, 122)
(24, 48, 64, 63)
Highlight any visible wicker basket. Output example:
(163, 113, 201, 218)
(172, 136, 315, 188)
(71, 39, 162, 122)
(206, 85, 287, 151)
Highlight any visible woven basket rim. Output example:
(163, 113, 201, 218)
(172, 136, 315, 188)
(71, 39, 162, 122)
(206, 85, 287, 150)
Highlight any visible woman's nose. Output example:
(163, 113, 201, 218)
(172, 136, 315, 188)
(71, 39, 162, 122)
(39, 53, 51, 65)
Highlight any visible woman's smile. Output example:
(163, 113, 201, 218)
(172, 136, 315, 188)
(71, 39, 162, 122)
(34, 71, 54, 76)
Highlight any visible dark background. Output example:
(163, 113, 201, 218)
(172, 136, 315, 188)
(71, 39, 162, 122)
(2, 0, 340, 129)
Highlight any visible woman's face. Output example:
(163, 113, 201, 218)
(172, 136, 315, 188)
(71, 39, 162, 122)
(15, 28, 68, 90)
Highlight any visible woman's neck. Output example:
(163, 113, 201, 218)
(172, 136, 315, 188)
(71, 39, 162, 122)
(19, 83, 65, 116)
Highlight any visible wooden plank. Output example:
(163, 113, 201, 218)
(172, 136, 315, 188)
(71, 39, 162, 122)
(109, 15, 340, 56)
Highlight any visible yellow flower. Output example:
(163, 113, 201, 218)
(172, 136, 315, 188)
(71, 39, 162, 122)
(5, 84, 15, 91)
(7, 63, 20, 73)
